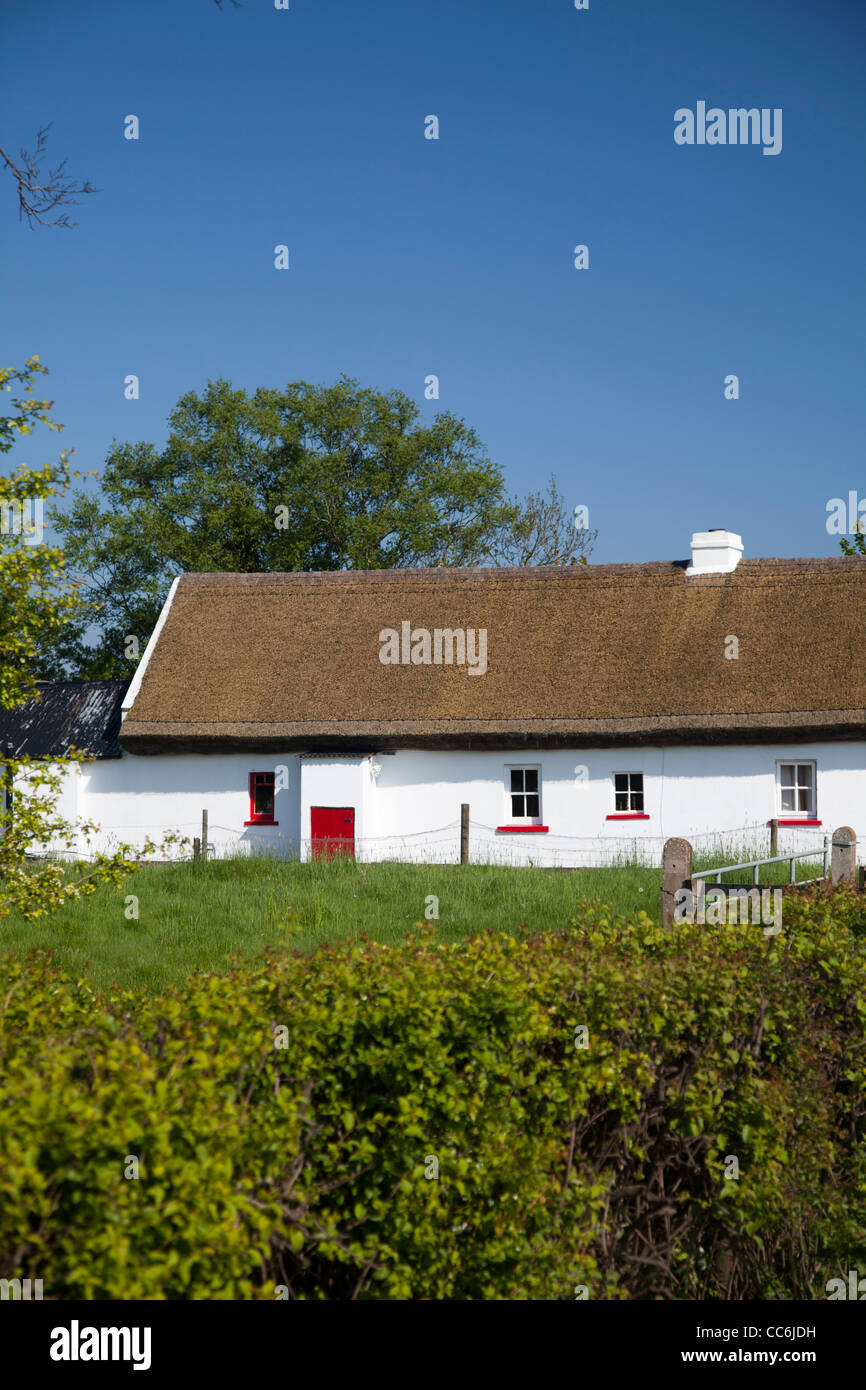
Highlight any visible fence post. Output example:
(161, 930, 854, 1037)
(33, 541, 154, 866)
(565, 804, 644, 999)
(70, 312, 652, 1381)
(831, 826, 856, 885)
(460, 804, 469, 865)
(201, 810, 208, 865)
(1, 741, 12, 836)
(193, 837, 201, 862)
(768, 818, 778, 858)
(662, 837, 692, 927)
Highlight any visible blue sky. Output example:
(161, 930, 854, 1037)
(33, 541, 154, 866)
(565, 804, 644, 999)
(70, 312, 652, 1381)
(2, 0, 864, 564)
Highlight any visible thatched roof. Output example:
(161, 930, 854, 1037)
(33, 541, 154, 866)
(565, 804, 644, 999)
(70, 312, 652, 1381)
(0, 680, 130, 759)
(119, 560, 866, 753)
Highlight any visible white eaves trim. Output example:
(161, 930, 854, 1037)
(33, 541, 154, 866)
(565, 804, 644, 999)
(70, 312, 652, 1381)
(121, 574, 182, 722)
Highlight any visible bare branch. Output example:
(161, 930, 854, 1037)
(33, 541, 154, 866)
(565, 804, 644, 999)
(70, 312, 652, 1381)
(484, 473, 599, 568)
(0, 124, 97, 229)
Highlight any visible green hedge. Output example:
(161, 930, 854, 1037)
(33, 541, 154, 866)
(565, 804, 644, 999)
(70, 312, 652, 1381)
(1, 887, 864, 1299)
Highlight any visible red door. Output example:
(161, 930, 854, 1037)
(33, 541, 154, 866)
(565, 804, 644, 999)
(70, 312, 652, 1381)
(310, 807, 355, 860)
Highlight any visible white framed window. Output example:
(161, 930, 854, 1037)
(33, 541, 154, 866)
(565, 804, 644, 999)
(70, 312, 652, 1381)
(506, 765, 541, 823)
(613, 772, 644, 813)
(776, 761, 816, 818)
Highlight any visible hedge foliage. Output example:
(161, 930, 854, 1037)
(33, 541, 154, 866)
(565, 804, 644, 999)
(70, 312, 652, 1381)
(1, 886, 864, 1299)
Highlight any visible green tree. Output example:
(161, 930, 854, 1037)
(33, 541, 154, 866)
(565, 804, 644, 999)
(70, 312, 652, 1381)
(0, 357, 85, 707)
(839, 523, 866, 557)
(0, 359, 180, 916)
(49, 376, 582, 678)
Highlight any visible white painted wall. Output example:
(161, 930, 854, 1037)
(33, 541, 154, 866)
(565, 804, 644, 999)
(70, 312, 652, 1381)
(364, 744, 866, 867)
(11, 761, 83, 856)
(80, 752, 302, 859)
(299, 756, 374, 860)
(60, 740, 865, 869)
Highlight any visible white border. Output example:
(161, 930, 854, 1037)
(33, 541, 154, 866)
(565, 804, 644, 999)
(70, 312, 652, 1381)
(504, 762, 542, 825)
(120, 574, 183, 721)
(775, 758, 817, 819)
(612, 769, 645, 813)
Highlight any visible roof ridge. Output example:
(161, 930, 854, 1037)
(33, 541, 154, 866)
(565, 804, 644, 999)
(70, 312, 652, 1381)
(177, 556, 861, 583)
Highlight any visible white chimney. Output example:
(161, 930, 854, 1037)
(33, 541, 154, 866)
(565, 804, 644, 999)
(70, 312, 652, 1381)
(686, 529, 743, 576)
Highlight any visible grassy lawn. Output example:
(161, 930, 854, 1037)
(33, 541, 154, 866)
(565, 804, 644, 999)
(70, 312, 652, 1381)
(0, 841, 827, 993)
(0, 857, 658, 991)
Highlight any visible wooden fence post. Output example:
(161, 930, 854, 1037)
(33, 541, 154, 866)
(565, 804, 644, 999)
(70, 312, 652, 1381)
(768, 818, 779, 858)
(662, 837, 692, 927)
(201, 810, 208, 865)
(193, 837, 201, 862)
(460, 804, 469, 865)
(831, 826, 856, 885)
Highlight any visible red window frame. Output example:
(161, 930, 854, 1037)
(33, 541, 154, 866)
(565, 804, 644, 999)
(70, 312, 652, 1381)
(245, 770, 278, 826)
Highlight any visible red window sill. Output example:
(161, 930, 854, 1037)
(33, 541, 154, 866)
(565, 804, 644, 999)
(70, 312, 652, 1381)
(244, 819, 279, 827)
(776, 819, 822, 826)
(606, 813, 650, 820)
(496, 825, 549, 833)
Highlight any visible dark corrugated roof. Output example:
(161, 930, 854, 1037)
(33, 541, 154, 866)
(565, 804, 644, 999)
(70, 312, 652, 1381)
(0, 680, 130, 759)
(119, 559, 866, 752)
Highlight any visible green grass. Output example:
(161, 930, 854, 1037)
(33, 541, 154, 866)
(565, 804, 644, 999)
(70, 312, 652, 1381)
(0, 839, 827, 993)
(0, 857, 656, 991)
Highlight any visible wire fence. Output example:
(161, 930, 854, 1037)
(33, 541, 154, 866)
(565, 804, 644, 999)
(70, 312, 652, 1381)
(22, 816, 837, 870)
